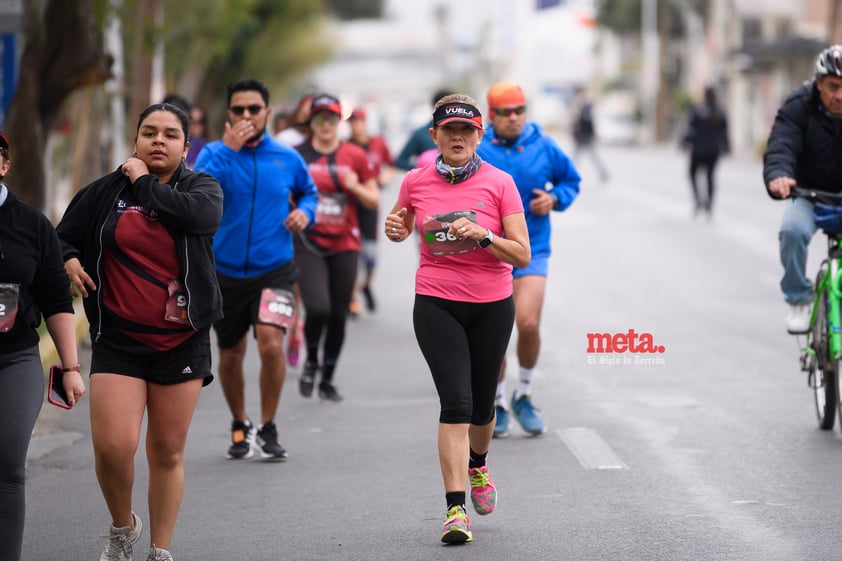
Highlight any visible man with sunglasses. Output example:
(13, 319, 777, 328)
(477, 81, 581, 438)
(195, 78, 319, 461)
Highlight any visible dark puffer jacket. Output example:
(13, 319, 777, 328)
(763, 79, 842, 197)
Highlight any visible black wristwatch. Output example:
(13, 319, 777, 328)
(477, 229, 494, 248)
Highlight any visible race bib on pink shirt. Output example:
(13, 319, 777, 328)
(257, 288, 296, 330)
(422, 210, 478, 256)
(0, 283, 20, 333)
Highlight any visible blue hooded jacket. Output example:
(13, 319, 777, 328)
(477, 121, 580, 256)
(195, 134, 318, 278)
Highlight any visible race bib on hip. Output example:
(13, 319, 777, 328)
(258, 288, 296, 330)
(422, 210, 478, 256)
(0, 283, 20, 333)
(164, 279, 190, 325)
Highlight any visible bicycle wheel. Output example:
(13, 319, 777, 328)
(812, 291, 837, 430)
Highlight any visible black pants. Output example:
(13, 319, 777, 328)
(689, 152, 719, 210)
(413, 294, 514, 425)
(0, 346, 43, 561)
(294, 237, 358, 381)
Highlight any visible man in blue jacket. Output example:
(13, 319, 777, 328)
(196, 78, 319, 461)
(477, 81, 580, 438)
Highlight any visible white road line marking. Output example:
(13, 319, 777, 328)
(557, 427, 628, 470)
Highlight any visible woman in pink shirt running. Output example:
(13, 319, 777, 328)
(384, 93, 530, 545)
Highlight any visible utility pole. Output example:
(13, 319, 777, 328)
(656, 0, 671, 141)
(641, 0, 659, 143)
(831, 0, 842, 44)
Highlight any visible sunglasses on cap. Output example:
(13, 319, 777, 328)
(229, 104, 265, 116)
(492, 106, 526, 117)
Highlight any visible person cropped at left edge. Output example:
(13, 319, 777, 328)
(195, 78, 319, 461)
(0, 131, 84, 561)
(56, 103, 223, 561)
(384, 93, 530, 544)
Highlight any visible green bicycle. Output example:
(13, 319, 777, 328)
(794, 187, 842, 430)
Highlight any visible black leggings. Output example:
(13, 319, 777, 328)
(413, 294, 514, 425)
(0, 346, 43, 561)
(689, 152, 719, 208)
(294, 237, 358, 380)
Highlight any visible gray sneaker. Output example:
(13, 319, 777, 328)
(100, 511, 142, 561)
(147, 545, 173, 561)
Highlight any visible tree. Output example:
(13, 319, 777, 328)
(5, 0, 359, 210)
(5, 0, 111, 209)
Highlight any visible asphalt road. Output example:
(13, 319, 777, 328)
(23, 143, 842, 561)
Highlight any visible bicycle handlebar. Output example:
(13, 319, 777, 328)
(790, 186, 842, 205)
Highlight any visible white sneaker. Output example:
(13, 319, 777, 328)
(147, 545, 173, 561)
(100, 512, 142, 561)
(786, 304, 812, 334)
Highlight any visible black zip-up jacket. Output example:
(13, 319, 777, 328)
(0, 188, 74, 355)
(763, 79, 842, 197)
(56, 164, 224, 339)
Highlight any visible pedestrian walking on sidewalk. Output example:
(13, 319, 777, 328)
(571, 89, 609, 183)
(681, 85, 729, 218)
(384, 93, 530, 544)
(195, 78, 319, 461)
(0, 131, 84, 561)
(57, 103, 223, 561)
(477, 81, 580, 438)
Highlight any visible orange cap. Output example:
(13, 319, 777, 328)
(487, 82, 525, 109)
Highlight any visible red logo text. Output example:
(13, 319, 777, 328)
(586, 329, 665, 353)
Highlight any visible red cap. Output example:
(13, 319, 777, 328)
(310, 94, 342, 116)
(0, 131, 8, 150)
(350, 107, 367, 120)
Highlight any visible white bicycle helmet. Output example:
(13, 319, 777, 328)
(816, 45, 842, 76)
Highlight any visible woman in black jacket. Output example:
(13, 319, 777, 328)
(56, 103, 222, 561)
(682, 86, 730, 218)
(0, 131, 84, 561)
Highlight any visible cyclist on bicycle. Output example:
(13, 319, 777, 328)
(764, 44, 842, 334)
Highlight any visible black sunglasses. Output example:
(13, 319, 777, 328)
(493, 106, 526, 117)
(229, 104, 265, 116)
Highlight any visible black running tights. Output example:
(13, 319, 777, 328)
(294, 244, 359, 380)
(413, 295, 514, 425)
(0, 346, 44, 561)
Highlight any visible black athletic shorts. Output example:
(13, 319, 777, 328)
(90, 328, 213, 386)
(213, 261, 299, 349)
